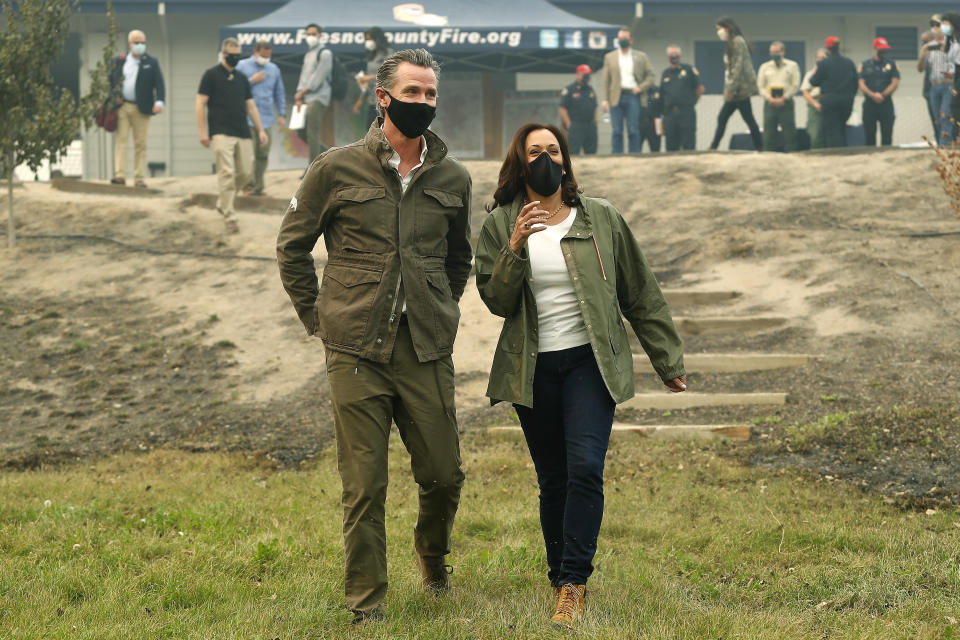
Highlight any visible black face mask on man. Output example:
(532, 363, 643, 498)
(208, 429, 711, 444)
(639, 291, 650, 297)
(224, 53, 241, 68)
(526, 152, 564, 197)
(384, 91, 436, 139)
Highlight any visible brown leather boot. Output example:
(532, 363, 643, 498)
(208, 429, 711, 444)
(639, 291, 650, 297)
(552, 586, 561, 601)
(550, 583, 586, 627)
(415, 551, 452, 593)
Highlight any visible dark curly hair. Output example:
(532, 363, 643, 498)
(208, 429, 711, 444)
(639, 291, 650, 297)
(488, 123, 583, 212)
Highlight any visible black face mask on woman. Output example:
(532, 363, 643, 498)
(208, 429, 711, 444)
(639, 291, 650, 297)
(526, 152, 564, 197)
(385, 91, 436, 139)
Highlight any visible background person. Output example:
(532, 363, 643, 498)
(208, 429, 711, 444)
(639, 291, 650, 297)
(237, 41, 286, 196)
(858, 37, 900, 147)
(810, 36, 859, 148)
(757, 41, 800, 152)
(600, 27, 655, 153)
(559, 64, 598, 155)
(475, 122, 686, 629)
(637, 84, 662, 152)
(940, 13, 960, 142)
(660, 45, 703, 151)
(109, 29, 165, 187)
(353, 27, 393, 126)
(801, 48, 829, 149)
(196, 38, 268, 233)
(709, 17, 762, 151)
(295, 23, 333, 162)
(277, 49, 472, 626)
(918, 23, 947, 143)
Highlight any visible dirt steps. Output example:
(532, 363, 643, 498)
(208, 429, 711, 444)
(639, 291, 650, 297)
(488, 285, 806, 442)
(51, 178, 162, 197)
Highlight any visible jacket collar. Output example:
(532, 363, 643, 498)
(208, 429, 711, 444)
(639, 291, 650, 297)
(364, 118, 448, 169)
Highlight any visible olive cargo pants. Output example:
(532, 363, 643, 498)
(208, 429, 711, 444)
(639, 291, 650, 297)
(326, 321, 464, 614)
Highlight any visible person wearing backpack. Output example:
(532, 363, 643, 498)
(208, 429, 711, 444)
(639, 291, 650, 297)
(295, 23, 333, 162)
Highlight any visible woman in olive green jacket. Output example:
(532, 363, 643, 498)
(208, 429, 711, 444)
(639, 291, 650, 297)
(475, 123, 686, 627)
(709, 16, 762, 150)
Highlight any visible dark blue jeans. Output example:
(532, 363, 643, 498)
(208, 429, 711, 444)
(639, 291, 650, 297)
(610, 92, 642, 153)
(514, 343, 616, 586)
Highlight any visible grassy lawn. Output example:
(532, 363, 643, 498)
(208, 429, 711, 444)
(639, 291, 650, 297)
(1, 434, 958, 639)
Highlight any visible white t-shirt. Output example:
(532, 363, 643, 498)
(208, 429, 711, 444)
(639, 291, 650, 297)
(619, 50, 637, 90)
(527, 208, 590, 352)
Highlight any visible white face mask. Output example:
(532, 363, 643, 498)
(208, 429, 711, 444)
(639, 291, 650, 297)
(364, 39, 377, 51)
(717, 29, 728, 41)
(132, 42, 146, 55)
(255, 54, 270, 66)
(943, 24, 954, 36)
(305, 34, 319, 48)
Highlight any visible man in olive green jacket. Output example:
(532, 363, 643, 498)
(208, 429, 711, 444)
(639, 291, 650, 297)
(276, 49, 471, 624)
(475, 194, 684, 408)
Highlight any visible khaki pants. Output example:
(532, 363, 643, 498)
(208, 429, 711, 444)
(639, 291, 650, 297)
(326, 321, 464, 615)
(247, 126, 272, 193)
(114, 102, 151, 181)
(305, 100, 329, 163)
(211, 134, 254, 221)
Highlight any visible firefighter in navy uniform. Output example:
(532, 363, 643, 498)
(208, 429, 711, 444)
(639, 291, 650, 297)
(560, 64, 598, 155)
(660, 45, 703, 151)
(858, 37, 900, 146)
(637, 84, 662, 152)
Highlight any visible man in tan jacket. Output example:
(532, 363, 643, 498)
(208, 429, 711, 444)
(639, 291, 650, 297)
(600, 27, 655, 153)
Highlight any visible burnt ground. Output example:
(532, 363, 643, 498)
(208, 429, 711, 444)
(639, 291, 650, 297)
(2, 150, 960, 510)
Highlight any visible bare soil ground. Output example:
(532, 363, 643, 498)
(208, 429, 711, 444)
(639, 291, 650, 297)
(2, 149, 959, 506)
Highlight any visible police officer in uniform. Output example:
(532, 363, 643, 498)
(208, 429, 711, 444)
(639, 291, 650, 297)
(560, 64, 598, 154)
(637, 84, 662, 152)
(660, 45, 703, 151)
(858, 37, 900, 146)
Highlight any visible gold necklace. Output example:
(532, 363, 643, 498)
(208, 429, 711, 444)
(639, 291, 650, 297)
(527, 199, 566, 221)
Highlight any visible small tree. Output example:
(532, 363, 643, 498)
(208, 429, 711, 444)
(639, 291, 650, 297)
(0, 0, 115, 248)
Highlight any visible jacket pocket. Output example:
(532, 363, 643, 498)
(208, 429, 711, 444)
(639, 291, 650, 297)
(418, 188, 463, 256)
(316, 263, 383, 348)
(336, 185, 391, 253)
(498, 316, 523, 353)
(425, 270, 460, 351)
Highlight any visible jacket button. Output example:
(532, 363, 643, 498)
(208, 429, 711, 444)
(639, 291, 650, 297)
(530, 352, 535, 358)
(376, 337, 383, 344)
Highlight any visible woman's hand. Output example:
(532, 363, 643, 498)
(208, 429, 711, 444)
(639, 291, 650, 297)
(665, 375, 687, 393)
(509, 201, 548, 254)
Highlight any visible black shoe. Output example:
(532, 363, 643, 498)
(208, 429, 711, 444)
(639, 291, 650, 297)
(110, 177, 125, 185)
(350, 606, 385, 626)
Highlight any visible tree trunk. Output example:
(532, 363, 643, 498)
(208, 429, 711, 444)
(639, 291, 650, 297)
(6, 150, 14, 249)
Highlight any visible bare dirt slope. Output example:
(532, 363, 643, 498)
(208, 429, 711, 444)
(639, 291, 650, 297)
(2, 149, 959, 502)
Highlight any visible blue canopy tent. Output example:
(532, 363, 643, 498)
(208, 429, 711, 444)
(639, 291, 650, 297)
(220, 0, 621, 73)
(220, 0, 621, 156)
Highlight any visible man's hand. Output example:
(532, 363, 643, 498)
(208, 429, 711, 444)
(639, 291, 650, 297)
(665, 375, 687, 393)
(632, 86, 643, 95)
(258, 130, 268, 147)
(199, 134, 210, 148)
(295, 90, 306, 106)
(601, 100, 609, 113)
(276, 115, 286, 130)
(251, 70, 266, 85)
(814, 101, 822, 112)
(153, 104, 163, 115)
(872, 91, 885, 103)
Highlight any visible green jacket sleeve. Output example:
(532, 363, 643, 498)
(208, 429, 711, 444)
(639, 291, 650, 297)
(276, 156, 335, 335)
(610, 208, 685, 382)
(445, 169, 473, 302)
(475, 211, 527, 319)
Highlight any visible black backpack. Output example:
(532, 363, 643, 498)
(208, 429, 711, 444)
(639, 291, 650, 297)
(328, 50, 349, 101)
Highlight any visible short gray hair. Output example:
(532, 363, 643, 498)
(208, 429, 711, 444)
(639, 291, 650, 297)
(770, 40, 785, 51)
(376, 49, 441, 115)
(666, 44, 681, 55)
(221, 37, 240, 52)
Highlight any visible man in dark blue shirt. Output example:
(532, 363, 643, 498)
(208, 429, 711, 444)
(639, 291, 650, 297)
(659, 46, 703, 151)
(810, 36, 859, 147)
(559, 64, 598, 154)
(858, 37, 900, 146)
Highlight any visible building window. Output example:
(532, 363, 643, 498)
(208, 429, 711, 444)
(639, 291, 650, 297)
(876, 27, 919, 60)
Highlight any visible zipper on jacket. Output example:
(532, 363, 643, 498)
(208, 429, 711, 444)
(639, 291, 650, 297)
(592, 236, 607, 280)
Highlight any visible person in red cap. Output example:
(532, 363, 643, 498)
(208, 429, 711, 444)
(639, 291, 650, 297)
(858, 37, 901, 146)
(559, 64, 598, 155)
(809, 36, 859, 147)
